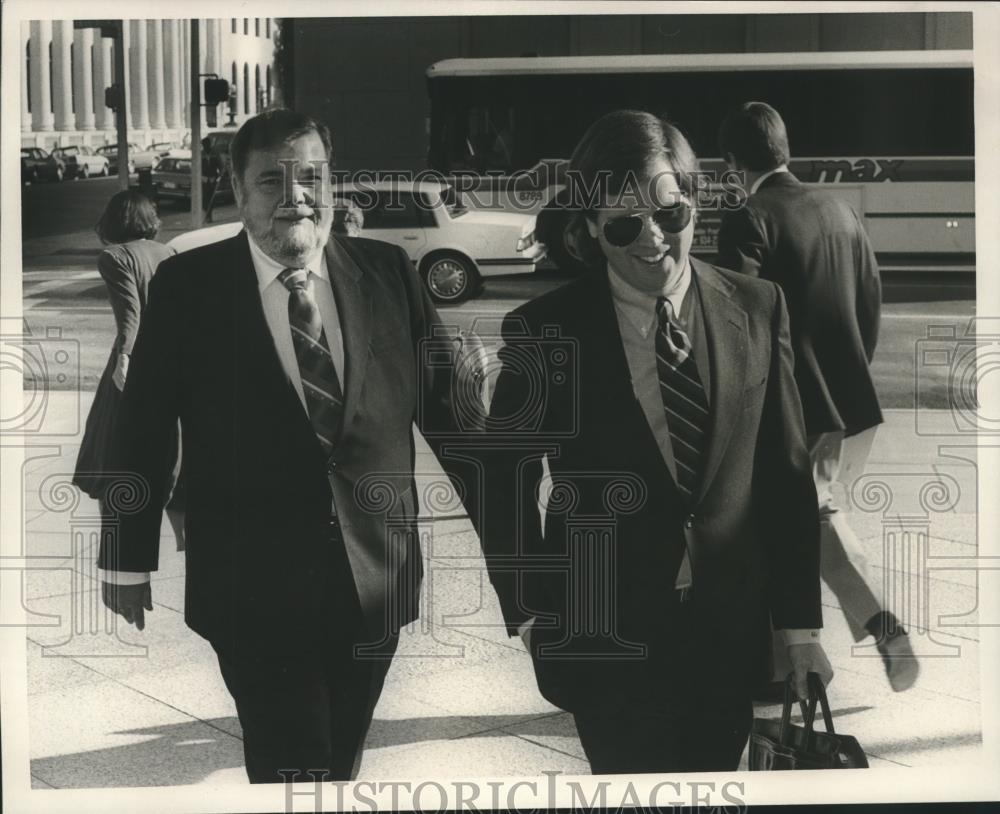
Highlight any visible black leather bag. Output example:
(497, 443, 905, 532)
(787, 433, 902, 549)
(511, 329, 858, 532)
(749, 673, 869, 770)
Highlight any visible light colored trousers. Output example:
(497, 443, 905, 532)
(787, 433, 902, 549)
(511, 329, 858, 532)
(773, 426, 882, 679)
(811, 427, 883, 641)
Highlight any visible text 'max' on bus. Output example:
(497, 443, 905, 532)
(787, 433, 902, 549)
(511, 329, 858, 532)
(426, 50, 974, 274)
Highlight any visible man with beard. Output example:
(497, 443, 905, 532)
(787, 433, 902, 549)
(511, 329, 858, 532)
(99, 110, 472, 782)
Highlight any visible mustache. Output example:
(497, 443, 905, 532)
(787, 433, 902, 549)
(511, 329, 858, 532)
(274, 204, 326, 219)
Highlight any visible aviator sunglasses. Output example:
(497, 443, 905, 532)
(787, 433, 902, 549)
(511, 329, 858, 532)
(601, 200, 693, 248)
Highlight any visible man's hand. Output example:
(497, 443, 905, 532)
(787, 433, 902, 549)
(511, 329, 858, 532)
(787, 642, 834, 700)
(101, 581, 152, 630)
(112, 352, 129, 391)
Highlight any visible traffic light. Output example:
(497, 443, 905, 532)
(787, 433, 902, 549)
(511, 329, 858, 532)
(204, 78, 230, 106)
(104, 84, 123, 111)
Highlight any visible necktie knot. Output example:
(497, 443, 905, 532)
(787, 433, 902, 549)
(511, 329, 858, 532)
(655, 296, 673, 324)
(655, 296, 691, 366)
(279, 267, 309, 292)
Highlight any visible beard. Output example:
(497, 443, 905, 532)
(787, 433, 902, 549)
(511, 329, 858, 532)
(242, 205, 333, 265)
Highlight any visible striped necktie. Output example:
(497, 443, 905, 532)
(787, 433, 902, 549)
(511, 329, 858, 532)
(278, 267, 344, 455)
(655, 296, 709, 502)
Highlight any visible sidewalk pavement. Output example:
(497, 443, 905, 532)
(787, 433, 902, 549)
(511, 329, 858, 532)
(16, 394, 985, 788)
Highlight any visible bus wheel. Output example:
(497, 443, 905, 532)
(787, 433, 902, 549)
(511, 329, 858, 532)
(421, 253, 479, 305)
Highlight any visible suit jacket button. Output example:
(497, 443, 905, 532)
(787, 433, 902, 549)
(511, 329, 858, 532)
(327, 461, 338, 474)
(685, 515, 695, 529)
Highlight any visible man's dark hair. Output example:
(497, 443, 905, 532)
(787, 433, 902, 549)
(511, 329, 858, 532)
(229, 108, 333, 183)
(718, 101, 790, 172)
(95, 189, 160, 245)
(565, 109, 699, 269)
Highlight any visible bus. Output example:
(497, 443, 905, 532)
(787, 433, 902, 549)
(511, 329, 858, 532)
(426, 50, 974, 272)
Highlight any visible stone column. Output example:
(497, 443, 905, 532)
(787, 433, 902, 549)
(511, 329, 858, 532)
(181, 20, 190, 126)
(29, 21, 54, 132)
(73, 27, 96, 131)
(205, 18, 219, 76)
(163, 20, 183, 129)
(147, 20, 167, 130)
(93, 35, 114, 131)
(120, 21, 131, 128)
(21, 23, 31, 132)
(129, 19, 149, 131)
(52, 20, 74, 131)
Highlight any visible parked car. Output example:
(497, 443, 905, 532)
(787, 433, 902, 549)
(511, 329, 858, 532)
(51, 145, 110, 179)
(20, 147, 65, 182)
(166, 180, 545, 304)
(96, 143, 139, 176)
(151, 153, 233, 205)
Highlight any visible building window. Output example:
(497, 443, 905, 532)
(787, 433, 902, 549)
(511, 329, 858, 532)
(243, 18, 248, 36)
(254, 64, 261, 112)
(48, 41, 53, 113)
(69, 42, 75, 113)
(26, 41, 31, 113)
(231, 18, 237, 34)
(243, 62, 249, 114)
(266, 19, 271, 38)
(255, 18, 260, 37)
(265, 64, 272, 107)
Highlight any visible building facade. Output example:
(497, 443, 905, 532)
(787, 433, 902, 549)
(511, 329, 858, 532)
(20, 17, 280, 151)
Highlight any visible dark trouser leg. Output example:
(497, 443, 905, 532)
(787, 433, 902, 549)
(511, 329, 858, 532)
(215, 649, 334, 783)
(215, 631, 397, 784)
(573, 691, 753, 774)
(328, 634, 397, 779)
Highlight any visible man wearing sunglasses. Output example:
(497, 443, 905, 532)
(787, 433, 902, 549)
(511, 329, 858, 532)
(717, 102, 916, 694)
(476, 110, 829, 774)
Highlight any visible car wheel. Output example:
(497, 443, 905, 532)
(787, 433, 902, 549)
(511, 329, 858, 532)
(421, 253, 479, 305)
(79, 164, 90, 180)
(99, 164, 108, 177)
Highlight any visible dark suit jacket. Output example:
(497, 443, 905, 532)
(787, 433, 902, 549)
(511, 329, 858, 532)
(477, 259, 821, 712)
(716, 171, 883, 438)
(99, 231, 469, 660)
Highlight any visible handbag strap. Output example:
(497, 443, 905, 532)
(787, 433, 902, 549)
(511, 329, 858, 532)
(779, 675, 812, 744)
(808, 671, 836, 734)
(780, 673, 834, 747)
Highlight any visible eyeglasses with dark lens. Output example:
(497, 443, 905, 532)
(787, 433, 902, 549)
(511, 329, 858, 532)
(601, 201, 693, 247)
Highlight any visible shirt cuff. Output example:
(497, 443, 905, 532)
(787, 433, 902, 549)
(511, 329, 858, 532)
(782, 628, 821, 646)
(98, 568, 150, 585)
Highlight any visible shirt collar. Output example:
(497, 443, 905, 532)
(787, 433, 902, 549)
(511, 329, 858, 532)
(749, 164, 789, 195)
(606, 258, 692, 338)
(246, 232, 329, 293)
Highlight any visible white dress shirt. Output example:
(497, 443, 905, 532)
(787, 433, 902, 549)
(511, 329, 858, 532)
(100, 235, 344, 586)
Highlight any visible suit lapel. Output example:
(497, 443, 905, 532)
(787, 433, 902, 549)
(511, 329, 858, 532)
(583, 269, 679, 487)
(325, 237, 372, 440)
(232, 231, 303, 405)
(692, 259, 748, 503)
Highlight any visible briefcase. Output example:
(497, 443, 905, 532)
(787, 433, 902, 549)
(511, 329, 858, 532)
(749, 672, 869, 770)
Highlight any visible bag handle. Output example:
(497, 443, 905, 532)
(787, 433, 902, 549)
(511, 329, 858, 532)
(779, 672, 835, 746)
(808, 671, 836, 735)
